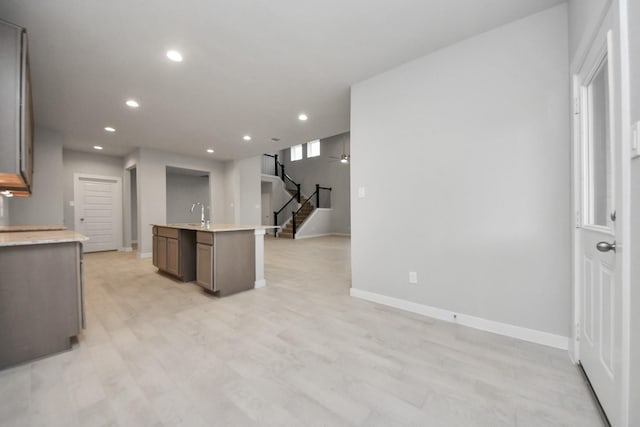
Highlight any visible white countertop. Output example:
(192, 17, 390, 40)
(0, 230, 89, 247)
(153, 223, 279, 233)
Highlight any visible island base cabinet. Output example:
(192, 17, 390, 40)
(196, 242, 213, 290)
(196, 230, 255, 296)
(152, 226, 196, 281)
(166, 238, 180, 276)
(0, 242, 83, 370)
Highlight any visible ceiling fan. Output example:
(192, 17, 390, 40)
(329, 133, 350, 164)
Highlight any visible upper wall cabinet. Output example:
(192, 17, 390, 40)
(0, 19, 33, 197)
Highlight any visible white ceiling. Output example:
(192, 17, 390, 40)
(0, 0, 564, 160)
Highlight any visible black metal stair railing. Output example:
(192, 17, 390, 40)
(265, 154, 301, 235)
(292, 184, 331, 238)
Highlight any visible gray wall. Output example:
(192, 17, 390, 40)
(224, 156, 262, 225)
(62, 149, 124, 231)
(281, 133, 351, 234)
(350, 5, 570, 336)
(568, 0, 611, 60)
(131, 148, 227, 256)
(166, 171, 210, 224)
(260, 174, 289, 227)
(10, 128, 64, 225)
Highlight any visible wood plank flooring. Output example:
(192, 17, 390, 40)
(0, 236, 602, 426)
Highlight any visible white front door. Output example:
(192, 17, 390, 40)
(74, 174, 123, 253)
(575, 4, 627, 426)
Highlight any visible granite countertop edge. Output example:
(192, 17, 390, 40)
(152, 223, 279, 233)
(0, 230, 89, 247)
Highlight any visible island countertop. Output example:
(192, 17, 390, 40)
(0, 230, 89, 247)
(152, 223, 278, 233)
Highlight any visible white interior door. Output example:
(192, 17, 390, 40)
(74, 174, 123, 253)
(575, 5, 625, 426)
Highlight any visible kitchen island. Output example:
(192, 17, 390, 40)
(152, 224, 272, 296)
(0, 229, 88, 369)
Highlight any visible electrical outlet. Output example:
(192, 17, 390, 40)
(358, 187, 366, 198)
(409, 271, 418, 284)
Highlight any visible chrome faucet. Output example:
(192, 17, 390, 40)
(190, 202, 205, 226)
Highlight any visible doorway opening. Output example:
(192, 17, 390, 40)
(129, 167, 138, 251)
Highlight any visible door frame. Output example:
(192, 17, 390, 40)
(570, 0, 631, 425)
(73, 173, 124, 251)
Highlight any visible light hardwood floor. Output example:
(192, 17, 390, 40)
(0, 236, 602, 426)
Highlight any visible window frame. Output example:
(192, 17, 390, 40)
(290, 144, 303, 161)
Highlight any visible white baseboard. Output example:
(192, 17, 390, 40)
(138, 252, 152, 259)
(295, 233, 351, 240)
(350, 288, 568, 350)
(254, 279, 266, 288)
(120, 247, 133, 252)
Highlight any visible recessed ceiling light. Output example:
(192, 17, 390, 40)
(104, 126, 116, 132)
(243, 135, 252, 141)
(94, 145, 103, 150)
(206, 148, 214, 153)
(166, 50, 183, 62)
(298, 113, 308, 121)
(125, 99, 139, 108)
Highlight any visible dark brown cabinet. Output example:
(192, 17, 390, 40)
(152, 226, 196, 281)
(0, 20, 33, 196)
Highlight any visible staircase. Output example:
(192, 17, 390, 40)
(264, 154, 331, 239)
(278, 191, 314, 239)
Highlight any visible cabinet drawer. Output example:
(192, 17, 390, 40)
(197, 231, 213, 245)
(157, 227, 179, 239)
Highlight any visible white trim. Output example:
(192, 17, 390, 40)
(254, 229, 266, 289)
(120, 247, 133, 252)
(295, 232, 351, 240)
(571, 73, 582, 364)
(138, 252, 152, 259)
(617, 1, 632, 424)
(350, 288, 569, 350)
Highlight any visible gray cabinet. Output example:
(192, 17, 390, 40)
(196, 232, 214, 290)
(195, 230, 255, 296)
(152, 226, 196, 281)
(0, 20, 33, 196)
(0, 242, 83, 369)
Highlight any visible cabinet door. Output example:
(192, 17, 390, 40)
(157, 236, 167, 271)
(196, 243, 213, 290)
(19, 31, 33, 189)
(166, 238, 180, 276)
(152, 235, 158, 267)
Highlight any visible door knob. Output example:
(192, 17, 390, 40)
(596, 241, 616, 252)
